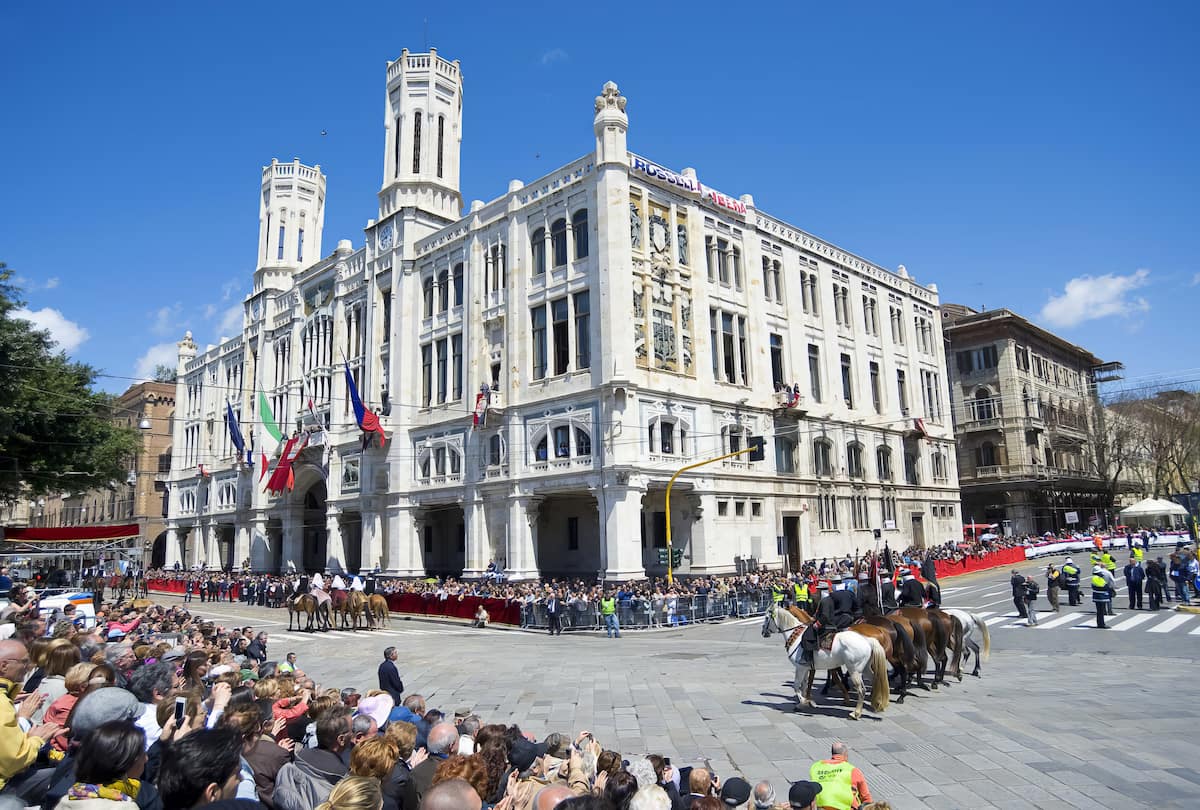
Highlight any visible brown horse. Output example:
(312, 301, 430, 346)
(844, 621, 916, 704)
(288, 593, 330, 632)
(926, 608, 965, 681)
(331, 589, 368, 630)
(865, 614, 931, 691)
(894, 607, 954, 686)
(367, 594, 390, 628)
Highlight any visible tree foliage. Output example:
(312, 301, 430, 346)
(0, 264, 140, 503)
(1106, 389, 1200, 499)
(152, 364, 177, 383)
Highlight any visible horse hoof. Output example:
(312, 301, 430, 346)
(930, 683, 939, 691)
(850, 712, 862, 721)
(972, 672, 981, 678)
(957, 674, 963, 682)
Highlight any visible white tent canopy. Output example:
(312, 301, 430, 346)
(1119, 497, 1189, 518)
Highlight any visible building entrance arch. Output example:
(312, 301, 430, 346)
(301, 481, 328, 573)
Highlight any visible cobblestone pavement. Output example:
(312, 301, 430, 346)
(157, 556, 1200, 809)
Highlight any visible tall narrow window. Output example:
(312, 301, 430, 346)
(437, 269, 449, 312)
(660, 422, 675, 454)
(551, 219, 568, 267)
(452, 263, 463, 307)
(277, 225, 285, 261)
(574, 292, 590, 370)
(717, 239, 729, 284)
(770, 333, 784, 387)
(841, 353, 854, 407)
(808, 344, 822, 402)
(572, 210, 589, 259)
(412, 113, 421, 174)
(737, 316, 748, 385)
(531, 228, 546, 276)
(451, 334, 462, 400)
(436, 115, 445, 178)
(869, 361, 881, 413)
(381, 292, 392, 343)
(897, 369, 909, 413)
(422, 277, 434, 318)
(732, 247, 742, 289)
(531, 306, 547, 380)
(421, 345, 432, 407)
(706, 237, 716, 281)
(435, 339, 447, 403)
(297, 228, 304, 262)
(552, 298, 570, 375)
(265, 213, 271, 260)
(721, 313, 736, 383)
(710, 309, 720, 378)
(394, 116, 402, 177)
(553, 425, 571, 458)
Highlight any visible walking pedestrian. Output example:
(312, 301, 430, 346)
(1061, 558, 1081, 606)
(1010, 570, 1028, 618)
(1045, 564, 1061, 612)
(1023, 577, 1040, 626)
(1123, 558, 1145, 610)
(1091, 565, 1114, 629)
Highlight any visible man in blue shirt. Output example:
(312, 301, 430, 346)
(0, 567, 12, 600)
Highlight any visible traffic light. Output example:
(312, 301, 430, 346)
(748, 436, 766, 462)
(657, 548, 684, 566)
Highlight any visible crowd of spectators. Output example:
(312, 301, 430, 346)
(0, 588, 894, 810)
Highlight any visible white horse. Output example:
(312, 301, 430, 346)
(761, 604, 890, 720)
(943, 608, 991, 677)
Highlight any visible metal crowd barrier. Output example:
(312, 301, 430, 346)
(517, 592, 778, 631)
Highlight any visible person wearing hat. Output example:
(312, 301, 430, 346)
(1044, 564, 1061, 613)
(809, 741, 872, 809)
(897, 572, 925, 609)
(1009, 570, 1028, 619)
(1061, 558, 1081, 606)
(720, 776, 753, 808)
(789, 780, 823, 810)
(1091, 564, 1115, 628)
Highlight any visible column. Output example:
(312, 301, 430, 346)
(249, 517, 270, 571)
(506, 494, 541, 580)
(384, 505, 423, 577)
(325, 508, 346, 573)
(462, 493, 488, 578)
(601, 483, 646, 581)
(164, 528, 181, 569)
(233, 523, 251, 571)
(361, 509, 384, 572)
(204, 522, 220, 570)
(281, 506, 302, 573)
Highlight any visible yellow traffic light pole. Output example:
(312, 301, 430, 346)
(665, 441, 763, 585)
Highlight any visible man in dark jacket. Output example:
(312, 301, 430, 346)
(377, 647, 405, 704)
(245, 632, 269, 664)
(1010, 570, 1028, 618)
(1123, 558, 1145, 610)
(920, 554, 938, 587)
(898, 573, 926, 608)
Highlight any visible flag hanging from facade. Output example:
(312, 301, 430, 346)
(264, 434, 308, 495)
(913, 418, 929, 440)
(258, 435, 270, 483)
(472, 384, 491, 429)
(225, 401, 247, 464)
(259, 391, 284, 445)
(343, 361, 387, 448)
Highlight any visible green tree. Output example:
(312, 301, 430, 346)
(152, 364, 176, 383)
(0, 263, 140, 502)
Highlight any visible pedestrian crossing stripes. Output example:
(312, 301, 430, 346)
(278, 624, 485, 643)
(1110, 613, 1157, 632)
(1147, 613, 1193, 633)
(982, 608, 1200, 635)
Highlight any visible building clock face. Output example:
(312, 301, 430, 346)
(379, 223, 393, 250)
(649, 215, 670, 253)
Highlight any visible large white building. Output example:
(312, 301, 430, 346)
(164, 48, 961, 580)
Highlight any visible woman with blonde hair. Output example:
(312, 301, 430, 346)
(44, 662, 96, 751)
(33, 640, 82, 722)
(315, 775, 382, 810)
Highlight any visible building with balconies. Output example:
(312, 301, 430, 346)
(943, 304, 1122, 535)
(162, 48, 961, 580)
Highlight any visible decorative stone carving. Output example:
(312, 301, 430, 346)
(594, 81, 627, 113)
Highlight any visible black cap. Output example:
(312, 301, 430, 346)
(509, 738, 548, 772)
(789, 780, 822, 807)
(720, 776, 752, 806)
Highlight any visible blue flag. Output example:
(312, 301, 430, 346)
(225, 401, 247, 461)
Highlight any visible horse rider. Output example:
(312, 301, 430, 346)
(331, 573, 347, 592)
(350, 574, 366, 592)
(832, 578, 861, 620)
(898, 571, 926, 608)
(364, 570, 378, 596)
(800, 582, 854, 667)
(923, 578, 942, 608)
(1061, 557, 1082, 606)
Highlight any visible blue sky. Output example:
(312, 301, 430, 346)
(2, 1, 1197, 397)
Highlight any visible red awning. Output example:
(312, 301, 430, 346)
(3, 524, 139, 543)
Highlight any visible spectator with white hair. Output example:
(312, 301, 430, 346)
(630, 785, 672, 810)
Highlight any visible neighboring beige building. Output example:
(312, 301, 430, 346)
(942, 304, 1122, 535)
(30, 381, 175, 567)
(164, 49, 961, 579)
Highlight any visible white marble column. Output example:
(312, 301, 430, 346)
(384, 505, 423, 577)
(362, 510, 384, 572)
(164, 528, 181, 569)
(281, 507, 302, 573)
(325, 509, 346, 573)
(249, 517, 270, 571)
(602, 484, 646, 581)
(506, 495, 541, 580)
(233, 523, 251, 571)
(462, 494, 488, 578)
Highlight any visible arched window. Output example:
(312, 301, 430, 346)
(813, 439, 833, 477)
(648, 416, 688, 456)
(551, 218, 568, 267)
(531, 227, 546, 276)
(976, 441, 997, 468)
(452, 263, 463, 308)
(436, 115, 445, 179)
(572, 210, 589, 259)
(531, 422, 591, 462)
(412, 113, 422, 174)
(535, 435, 548, 461)
(846, 442, 865, 478)
(974, 387, 995, 421)
(449, 449, 461, 475)
(876, 445, 893, 481)
(575, 428, 592, 456)
(422, 276, 434, 318)
(437, 269, 449, 312)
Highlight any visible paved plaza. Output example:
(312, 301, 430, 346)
(159, 555, 1200, 809)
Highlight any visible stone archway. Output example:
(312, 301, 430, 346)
(301, 480, 328, 573)
(150, 532, 168, 569)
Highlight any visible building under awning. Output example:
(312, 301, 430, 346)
(0, 524, 142, 573)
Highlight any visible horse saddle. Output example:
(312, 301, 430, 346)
(819, 632, 838, 653)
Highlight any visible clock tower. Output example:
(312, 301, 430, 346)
(379, 48, 464, 225)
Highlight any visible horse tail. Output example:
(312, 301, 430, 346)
(976, 612, 991, 662)
(868, 638, 890, 712)
(950, 614, 965, 676)
(894, 621, 917, 672)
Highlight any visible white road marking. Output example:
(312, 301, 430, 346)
(1147, 614, 1194, 633)
(985, 615, 1015, 626)
(1109, 613, 1158, 632)
(1034, 612, 1085, 630)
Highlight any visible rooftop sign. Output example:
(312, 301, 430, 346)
(630, 157, 747, 217)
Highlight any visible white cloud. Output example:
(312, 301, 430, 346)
(220, 278, 242, 302)
(1038, 269, 1151, 329)
(1191, 272, 1200, 287)
(44, 277, 59, 290)
(134, 342, 178, 380)
(151, 303, 183, 336)
(203, 303, 218, 319)
(13, 307, 90, 353)
(217, 304, 243, 338)
(540, 48, 567, 66)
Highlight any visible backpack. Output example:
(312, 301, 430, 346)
(1025, 581, 1039, 599)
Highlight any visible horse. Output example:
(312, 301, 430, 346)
(288, 593, 331, 632)
(943, 608, 991, 677)
(842, 620, 915, 704)
(367, 594, 390, 628)
(762, 604, 890, 720)
(892, 607, 952, 685)
(331, 589, 368, 630)
(864, 614, 931, 691)
(926, 607, 965, 682)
